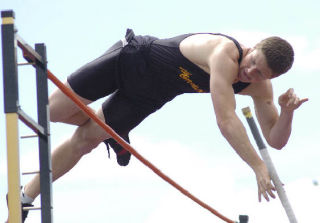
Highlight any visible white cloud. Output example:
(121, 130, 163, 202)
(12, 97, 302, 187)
(145, 174, 320, 223)
(289, 36, 320, 72)
(1, 132, 319, 223)
(229, 30, 272, 47)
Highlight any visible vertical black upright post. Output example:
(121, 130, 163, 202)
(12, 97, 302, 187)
(35, 43, 53, 223)
(2, 10, 19, 113)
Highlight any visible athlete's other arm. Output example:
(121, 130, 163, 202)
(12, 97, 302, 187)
(243, 83, 308, 149)
(208, 42, 275, 202)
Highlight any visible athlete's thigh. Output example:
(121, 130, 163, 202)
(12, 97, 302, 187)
(49, 81, 92, 123)
(50, 40, 123, 124)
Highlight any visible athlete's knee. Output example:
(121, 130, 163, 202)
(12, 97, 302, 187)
(71, 121, 108, 155)
(71, 133, 100, 156)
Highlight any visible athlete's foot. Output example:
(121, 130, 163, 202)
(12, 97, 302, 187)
(6, 192, 34, 223)
(104, 134, 131, 166)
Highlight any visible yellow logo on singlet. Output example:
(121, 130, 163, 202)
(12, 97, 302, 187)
(178, 67, 204, 93)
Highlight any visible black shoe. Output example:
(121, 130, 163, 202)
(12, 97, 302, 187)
(6, 193, 34, 222)
(104, 134, 131, 166)
(22, 203, 34, 222)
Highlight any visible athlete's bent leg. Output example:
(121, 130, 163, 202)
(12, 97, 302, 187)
(24, 106, 110, 199)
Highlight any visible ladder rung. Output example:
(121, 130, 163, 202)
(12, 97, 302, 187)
(18, 62, 35, 66)
(22, 171, 40, 175)
(21, 134, 38, 139)
(23, 206, 41, 211)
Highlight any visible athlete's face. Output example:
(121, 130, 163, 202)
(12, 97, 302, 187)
(238, 49, 273, 83)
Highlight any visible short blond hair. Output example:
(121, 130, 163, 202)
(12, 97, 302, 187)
(255, 37, 294, 77)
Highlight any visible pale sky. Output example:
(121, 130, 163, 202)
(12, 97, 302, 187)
(1, 0, 320, 222)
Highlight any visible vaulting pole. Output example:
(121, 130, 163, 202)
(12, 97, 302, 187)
(242, 107, 298, 223)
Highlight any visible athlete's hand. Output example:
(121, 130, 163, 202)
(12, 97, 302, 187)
(253, 162, 276, 202)
(278, 88, 308, 112)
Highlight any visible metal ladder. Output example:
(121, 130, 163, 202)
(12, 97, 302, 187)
(2, 10, 53, 223)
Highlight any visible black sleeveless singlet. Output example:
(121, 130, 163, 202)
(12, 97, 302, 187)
(147, 33, 250, 94)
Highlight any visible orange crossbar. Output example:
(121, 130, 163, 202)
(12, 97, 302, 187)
(47, 69, 235, 223)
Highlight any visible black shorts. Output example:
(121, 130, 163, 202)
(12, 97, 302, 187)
(67, 29, 179, 135)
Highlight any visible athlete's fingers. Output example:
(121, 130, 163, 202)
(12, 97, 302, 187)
(262, 190, 270, 202)
(286, 93, 297, 106)
(258, 188, 262, 202)
(267, 186, 276, 199)
(299, 98, 309, 105)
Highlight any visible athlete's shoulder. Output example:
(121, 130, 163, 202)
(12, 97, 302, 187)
(209, 38, 241, 67)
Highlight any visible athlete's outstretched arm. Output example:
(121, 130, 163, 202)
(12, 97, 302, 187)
(208, 44, 275, 202)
